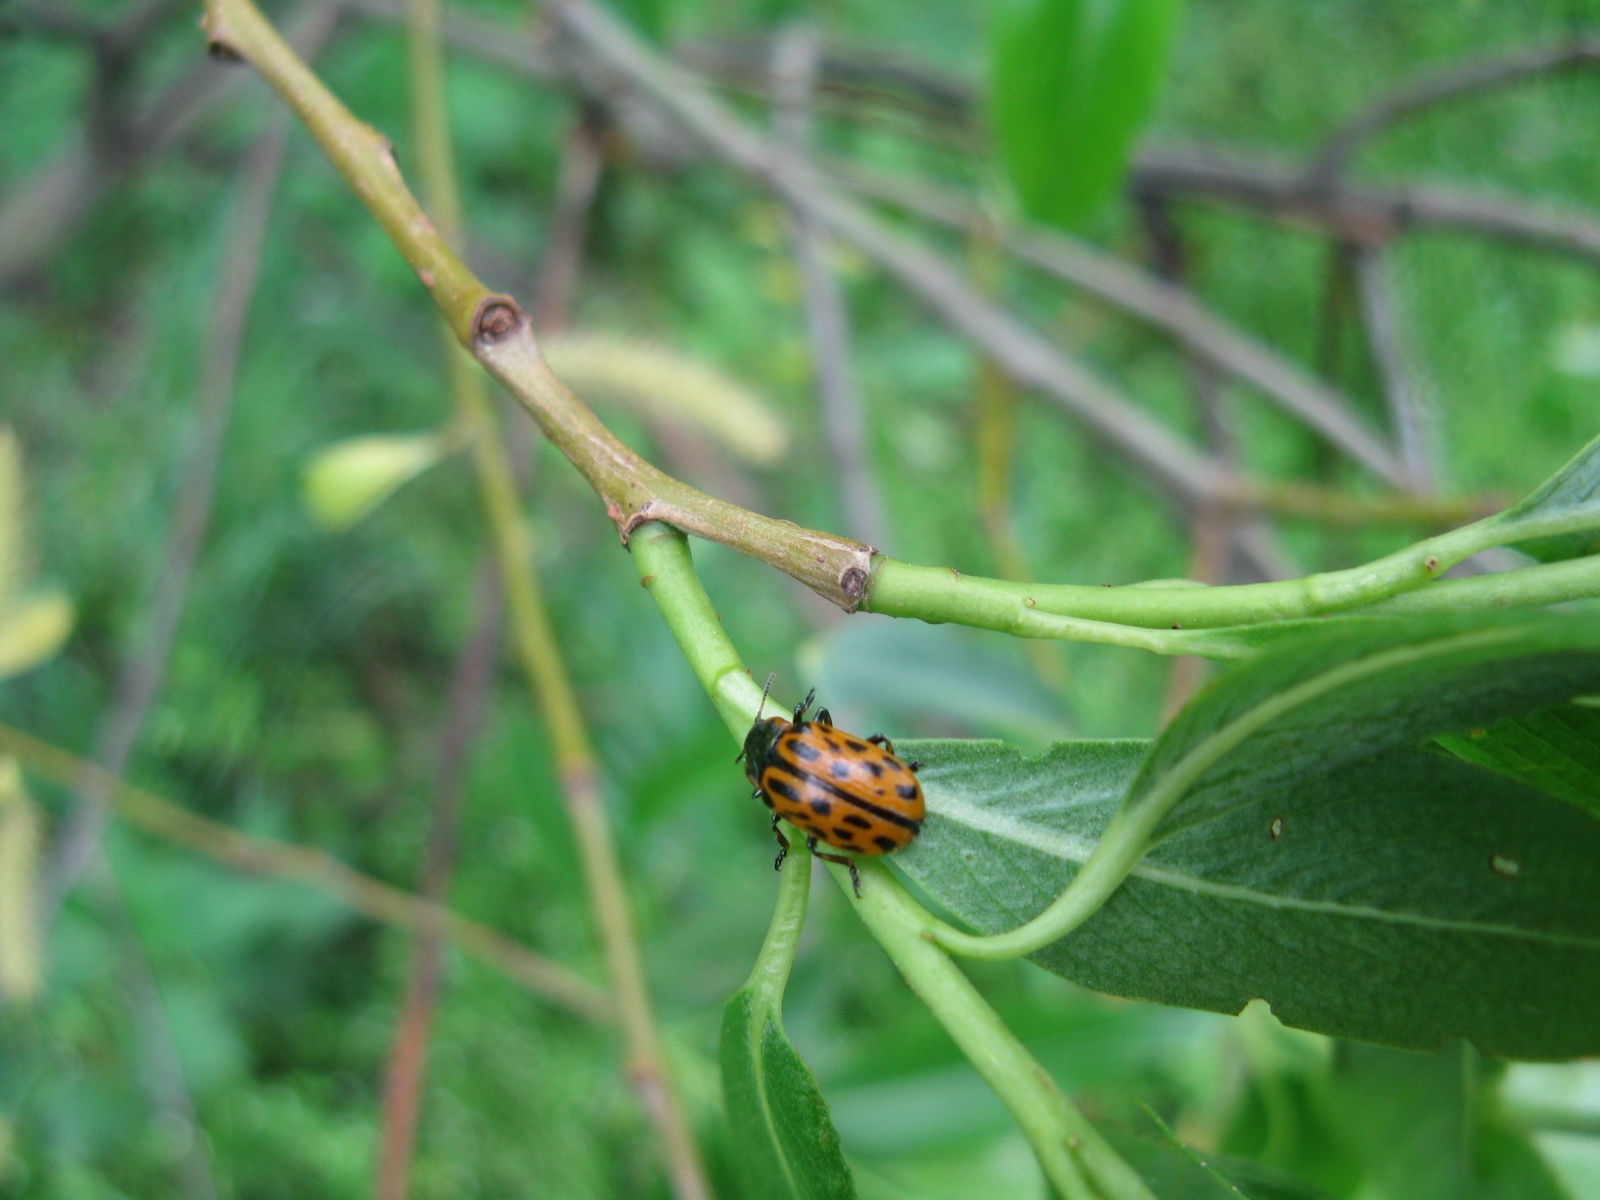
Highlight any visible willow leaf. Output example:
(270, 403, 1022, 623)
(893, 615, 1600, 1058)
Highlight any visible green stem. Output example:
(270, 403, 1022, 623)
(868, 522, 1483, 632)
(629, 526, 1152, 1197)
(1359, 552, 1600, 614)
(742, 838, 811, 1007)
(631, 525, 766, 739)
(200, 0, 1600, 638)
(842, 861, 1156, 1200)
(869, 500, 1600, 636)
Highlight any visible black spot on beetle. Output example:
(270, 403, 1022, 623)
(824, 738, 842, 751)
(810, 799, 832, 816)
(873, 835, 898, 852)
(790, 740, 821, 762)
(896, 783, 918, 799)
(845, 738, 868, 751)
(862, 760, 884, 777)
(842, 814, 872, 830)
(829, 760, 853, 780)
(766, 775, 802, 803)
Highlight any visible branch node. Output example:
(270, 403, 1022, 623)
(471, 294, 525, 347)
(839, 565, 868, 600)
(618, 505, 661, 545)
(199, 12, 243, 60)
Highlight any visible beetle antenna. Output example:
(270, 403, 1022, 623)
(756, 672, 775, 720)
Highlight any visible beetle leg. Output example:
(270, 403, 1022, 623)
(772, 815, 790, 872)
(816, 707, 832, 726)
(907, 760, 922, 772)
(793, 689, 816, 724)
(867, 733, 896, 755)
(806, 837, 862, 897)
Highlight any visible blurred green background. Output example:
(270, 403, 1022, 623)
(3, 0, 1600, 1196)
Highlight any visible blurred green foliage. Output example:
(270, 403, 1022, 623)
(1, 0, 1599, 1196)
(990, 0, 1184, 231)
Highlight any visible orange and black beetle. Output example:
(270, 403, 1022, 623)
(740, 688, 923, 894)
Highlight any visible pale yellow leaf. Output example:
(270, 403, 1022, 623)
(303, 432, 447, 531)
(0, 590, 73, 682)
(542, 334, 789, 467)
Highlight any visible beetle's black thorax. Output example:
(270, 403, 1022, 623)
(741, 717, 788, 786)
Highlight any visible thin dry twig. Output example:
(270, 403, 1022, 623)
(541, 0, 1233, 511)
(1310, 37, 1600, 183)
(837, 161, 1412, 490)
(772, 23, 888, 550)
(1141, 197, 1282, 715)
(297, 0, 1600, 274)
(531, 113, 604, 333)
(44, 112, 293, 917)
(33, 124, 299, 1200)
(205, 0, 878, 610)
(1352, 245, 1435, 489)
(0, 0, 342, 287)
(1131, 143, 1600, 265)
(0, 722, 610, 1020)
(685, 34, 974, 129)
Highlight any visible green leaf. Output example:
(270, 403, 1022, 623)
(1322, 1044, 1571, 1200)
(1104, 1113, 1336, 1199)
(1439, 701, 1600, 819)
(1493, 433, 1600, 562)
(990, 0, 1184, 231)
(1133, 615, 1600, 840)
(894, 615, 1600, 1058)
(720, 850, 858, 1200)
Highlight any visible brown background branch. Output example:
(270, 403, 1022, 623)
(545, 0, 1235, 512)
(372, 559, 504, 1200)
(0, 0, 342, 287)
(1131, 144, 1600, 264)
(772, 22, 889, 550)
(1310, 37, 1600, 183)
(836, 161, 1413, 490)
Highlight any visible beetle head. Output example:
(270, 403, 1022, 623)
(741, 717, 787, 786)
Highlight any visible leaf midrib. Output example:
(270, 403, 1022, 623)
(747, 1002, 805, 1200)
(928, 794, 1600, 950)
